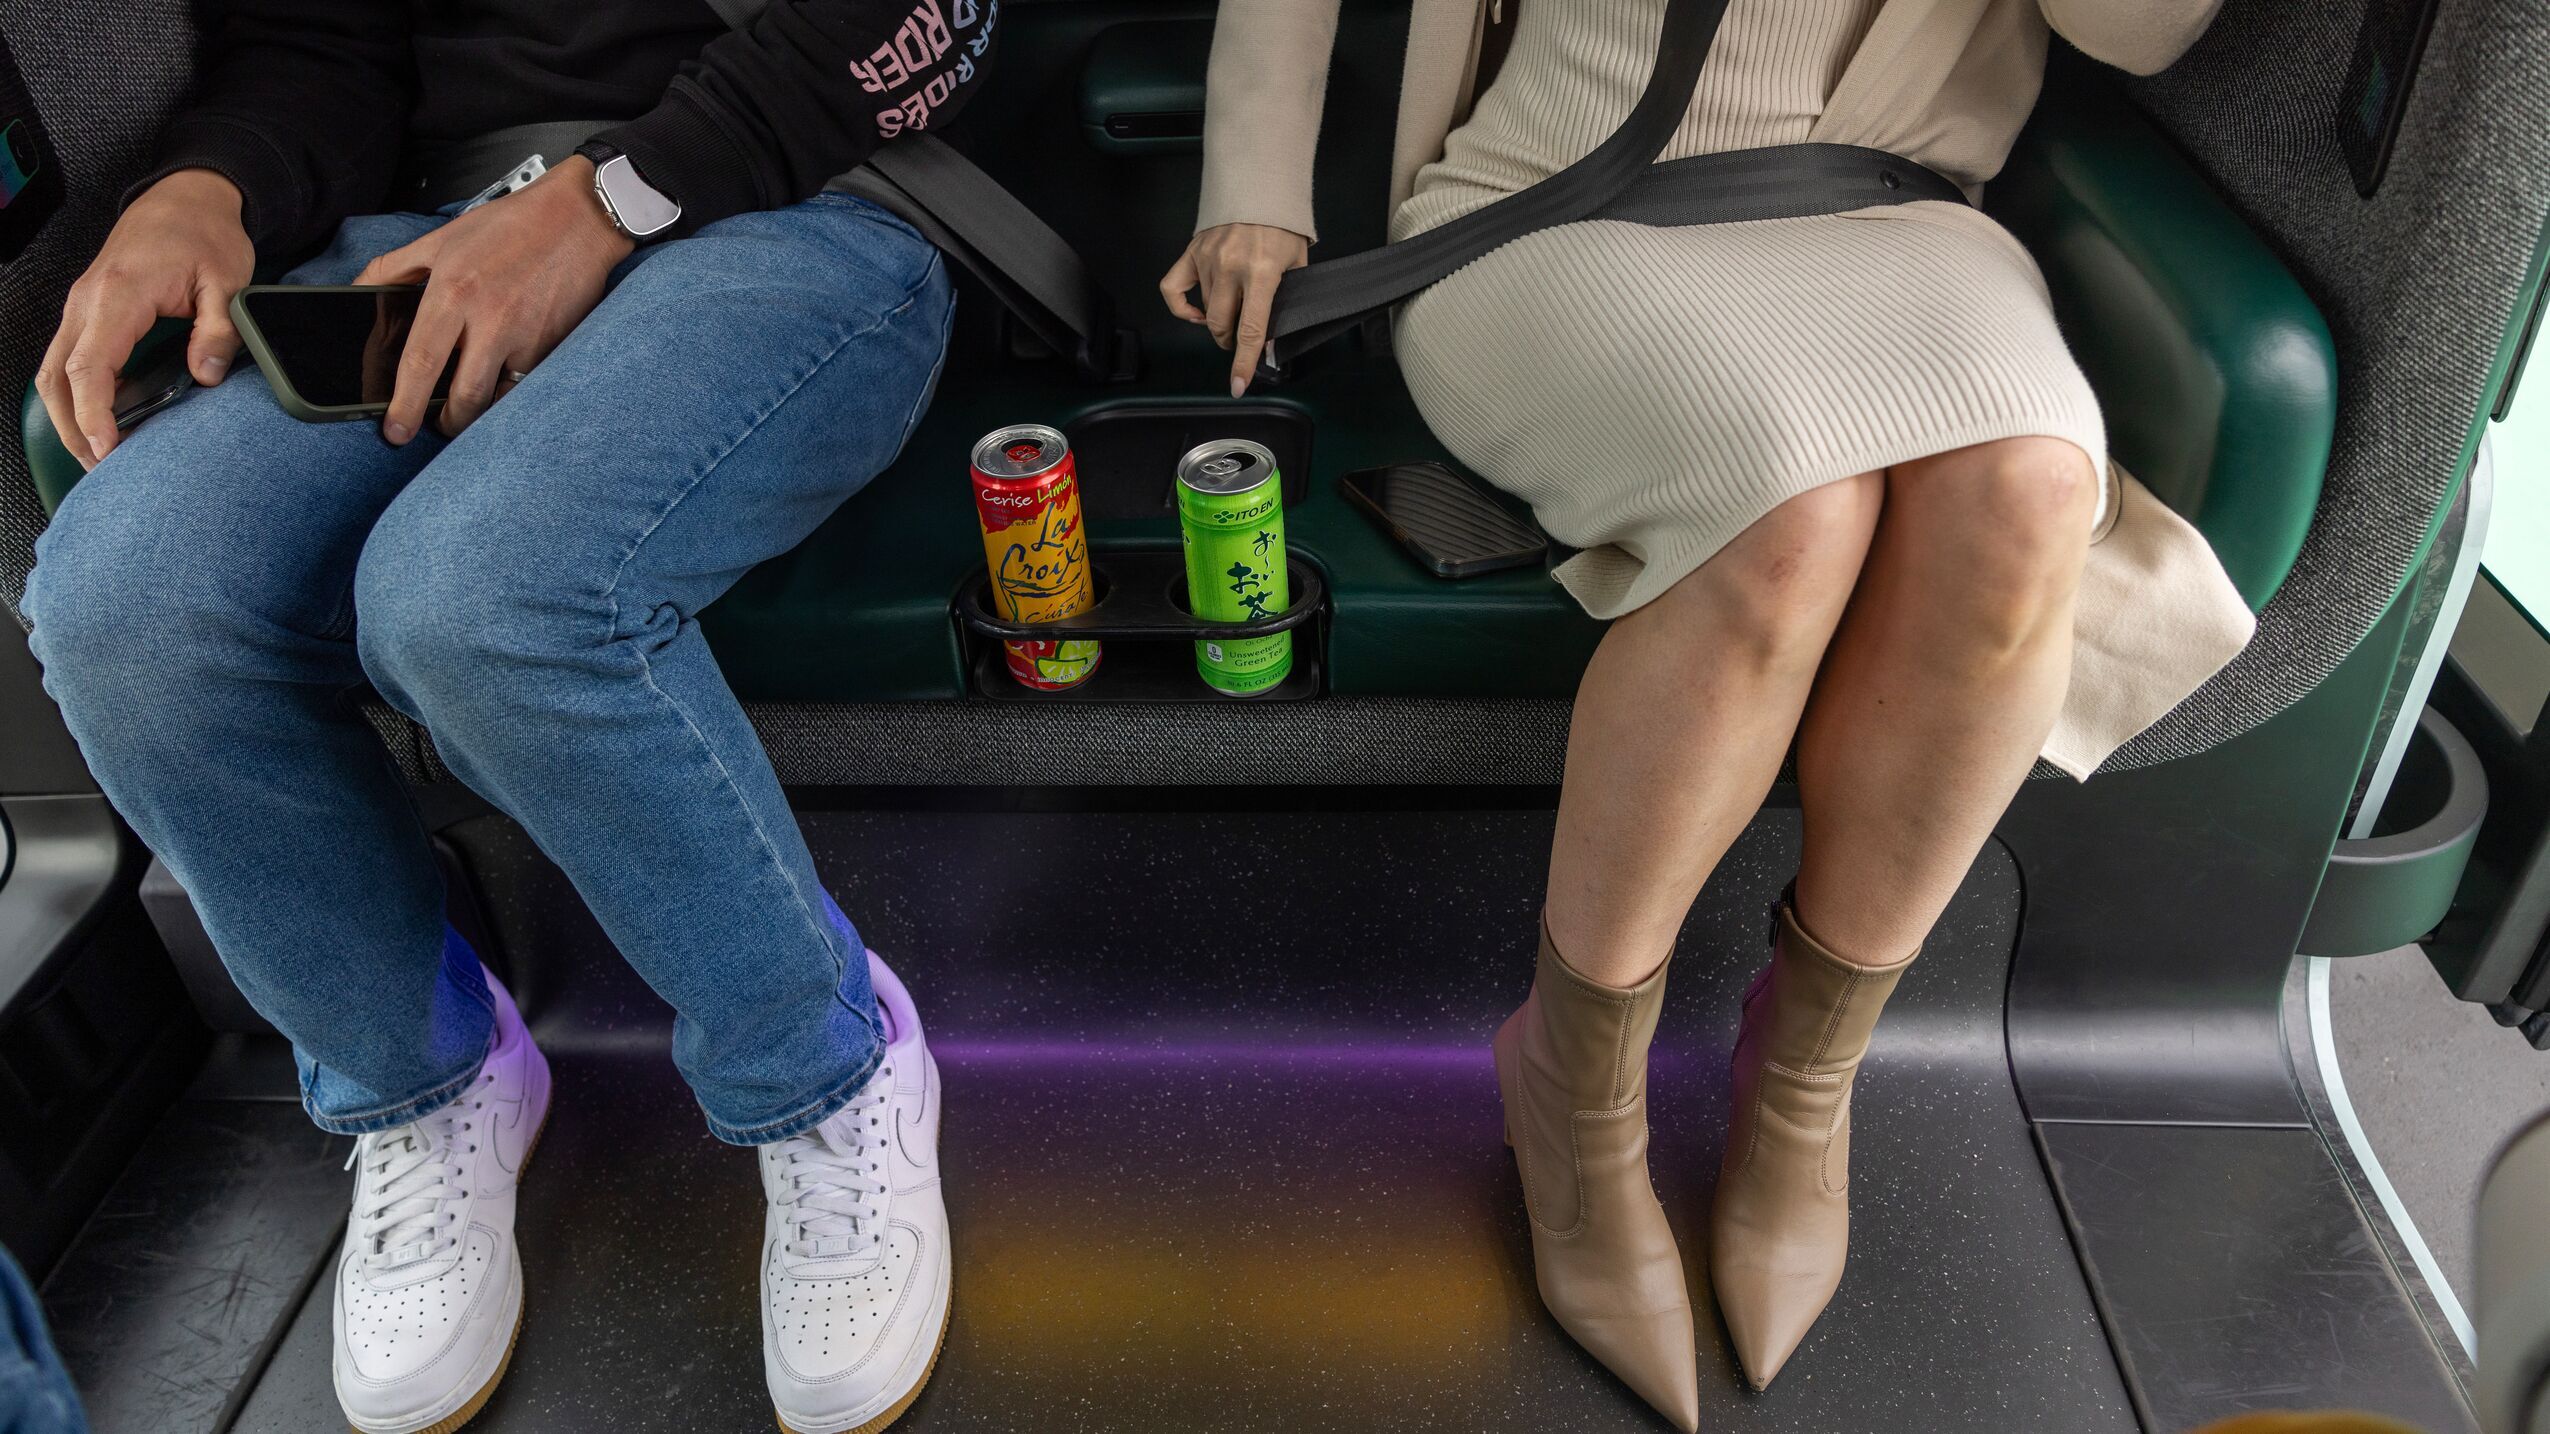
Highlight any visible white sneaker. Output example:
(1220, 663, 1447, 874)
(761, 951, 949, 1434)
(333, 968, 551, 1434)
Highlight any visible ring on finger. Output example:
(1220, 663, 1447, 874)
(501, 368, 533, 386)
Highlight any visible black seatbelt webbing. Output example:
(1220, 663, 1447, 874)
(1264, 0, 1729, 370)
(829, 140, 1121, 379)
(1257, 0, 1967, 377)
(695, 0, 761, 32)
(699, 0, 1126, 377)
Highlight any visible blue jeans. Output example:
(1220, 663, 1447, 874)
(24, 194, 953, 1145)
(0, 1250, 84, 1434)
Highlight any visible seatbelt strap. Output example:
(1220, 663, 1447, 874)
(1257, 0, 1968, 378)
(1586, 143, 1964, 227)
(827, 140, 1124, 381)
(697, 0, 1129, 378)
(1261, 0, 1731, 374)
(696, 0, 761, 32)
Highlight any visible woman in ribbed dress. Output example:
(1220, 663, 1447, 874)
(1162, 0, 2240, 1424)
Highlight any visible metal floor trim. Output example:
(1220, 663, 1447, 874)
(2308, 952, 2478, 1357)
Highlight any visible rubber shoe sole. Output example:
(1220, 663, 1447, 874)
(775, 1296, 950, 1434)
(344, 1103, 549, 1434)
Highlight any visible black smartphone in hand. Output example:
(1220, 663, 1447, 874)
(230, 284, 455, 422)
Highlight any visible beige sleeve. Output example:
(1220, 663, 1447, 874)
(2037, 0, 2225, 75)
(1196, 0, 1343, 242)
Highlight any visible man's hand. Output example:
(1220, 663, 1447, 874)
(38, 168, 254, 470)
(353, 155, 635, 442)
(1159, 223, 1310, 397)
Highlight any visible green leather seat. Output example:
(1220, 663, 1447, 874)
(21, 74, 2331, 704)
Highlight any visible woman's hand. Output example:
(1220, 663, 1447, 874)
(352, 155, 634, 442)
(1159, 222, 1309, 397)
(37, 168, 255, 470)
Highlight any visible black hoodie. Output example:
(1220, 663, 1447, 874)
(133, 0, 997, 251)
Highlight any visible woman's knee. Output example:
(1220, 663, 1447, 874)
(1894, 437, 2097, 559)
(1653, 474, 1881, 667)
(1888, 438, 2095, 636)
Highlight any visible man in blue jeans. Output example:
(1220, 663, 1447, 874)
(23, 3, 984, 1430)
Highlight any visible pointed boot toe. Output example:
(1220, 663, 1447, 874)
(1496, 923, 1701, 1431)
(1709, 1251, 1826, 1391)
(1558, 1307, 1703, 1431)
(1708, 902, 1915, 1391)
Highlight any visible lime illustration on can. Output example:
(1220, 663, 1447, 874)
(1176, 439, 1291, 697)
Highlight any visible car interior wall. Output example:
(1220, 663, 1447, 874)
(0, 0, 197, 627)
(2112, 0, 2550, 770)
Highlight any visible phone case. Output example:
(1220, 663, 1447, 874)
(1342, 461, 1549, 579)
(230, 284, 443, 424)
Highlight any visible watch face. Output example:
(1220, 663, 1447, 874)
(597, 154, 680, 237)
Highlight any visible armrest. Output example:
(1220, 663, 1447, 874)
(1987, 67, 2336, 611)
(21, 380, 81, 519)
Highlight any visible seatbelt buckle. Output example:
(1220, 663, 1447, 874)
(457, 154, 550, 214)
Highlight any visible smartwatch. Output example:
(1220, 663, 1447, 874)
(573, 142, 681, 243)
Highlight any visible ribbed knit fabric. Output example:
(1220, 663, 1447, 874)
(1376, 0, 2251, 777)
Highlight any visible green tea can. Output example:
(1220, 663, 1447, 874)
(1175, 439, 1292, 697)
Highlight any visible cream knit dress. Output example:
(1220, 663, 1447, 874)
(1197, 0, 2256, 777)
(1394, 0, 2112, 618)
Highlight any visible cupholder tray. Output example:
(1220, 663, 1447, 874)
(953, 549, 1326, 702)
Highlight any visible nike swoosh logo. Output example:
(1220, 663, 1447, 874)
(895, 1078, 936, 1173)
(491, 1087, 529, 1175)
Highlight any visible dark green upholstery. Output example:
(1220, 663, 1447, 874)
(21, 382, 81, 519)
(21, 73, 2332, 703)
(1986, 73, 2333, 611)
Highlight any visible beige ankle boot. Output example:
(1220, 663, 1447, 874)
(1709, 901, 1915, 1390)
(1493, 923, 1702, 1433)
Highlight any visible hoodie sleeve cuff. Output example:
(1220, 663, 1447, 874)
(592, 82, 766, 241)
(123, 115, 305, 253)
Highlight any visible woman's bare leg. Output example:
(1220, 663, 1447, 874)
(1543, 473, 1883, 987)
(1792, 436, 2100, 963)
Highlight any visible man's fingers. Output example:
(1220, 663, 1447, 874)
(382, 292, 463, 445)
(1230, 268, 1281, 398)
(435, 339, 509, 438)
(61, 306, 150, 468)
(1159, 250, 1208, 324)
(352, 235, 436, 288)
(187, 275, 242, 386)
(35, 323, 95, 469)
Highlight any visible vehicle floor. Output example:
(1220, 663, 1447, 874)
(57, 804, 2136, 1433)
(2330, 943, 2550, 1301)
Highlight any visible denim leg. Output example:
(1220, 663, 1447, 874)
(0, 1249, 84, 1434)
(354, 195, 955, 1145)
(21, 212, 498, 1135)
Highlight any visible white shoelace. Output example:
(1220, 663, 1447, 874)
(345, 1078, 485, 1271)
(774, 1072, 892, 1263)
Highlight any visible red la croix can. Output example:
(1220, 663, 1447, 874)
(969, 424, 1102, 690)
